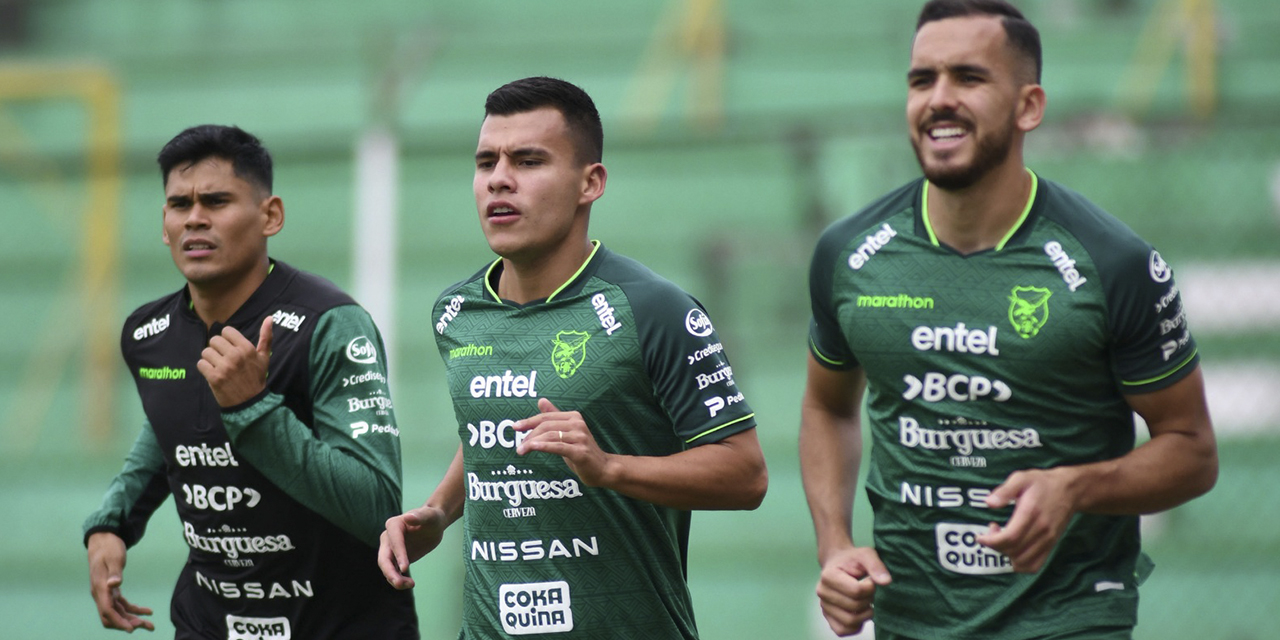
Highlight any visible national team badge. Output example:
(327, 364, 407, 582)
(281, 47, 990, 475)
(551, 331, 591, 378)
(1008, 286, 1052, 339)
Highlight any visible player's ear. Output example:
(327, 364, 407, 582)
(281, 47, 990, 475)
(262, 195, 285, 238)
(579, 163, 607, 206)
(1016, 83, 1046, 133)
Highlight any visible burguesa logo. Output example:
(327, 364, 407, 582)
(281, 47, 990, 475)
(346, 336, 377, 364)
(685, 308, 713, 337)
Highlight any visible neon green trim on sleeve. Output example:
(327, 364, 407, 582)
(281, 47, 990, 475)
(685, 413, 755, 444)
(1120, 349, 1198, 387)
(809, 337, 847, 367)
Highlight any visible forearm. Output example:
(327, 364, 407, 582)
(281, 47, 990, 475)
(83, 424, 169, 546)
(800, 404, 863, 563)
(224, 392, 401, 545)
(600, 430, 766, 511)
(1063, 428, 1217, 516)
(422, 445, 466, 525)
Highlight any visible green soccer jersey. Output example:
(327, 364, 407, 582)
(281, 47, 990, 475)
(433, 242, 756, 639)
(808, 172, 1198, 639)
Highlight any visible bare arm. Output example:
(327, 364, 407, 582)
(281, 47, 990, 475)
(980, 366, 1218, 571)
(515, 397, 767, 511)
(800, 357, 866, 563)
(799, 355, 891, 637)
(378, 444, 465, 589)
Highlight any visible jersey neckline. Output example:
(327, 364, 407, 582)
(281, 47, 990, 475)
(483, 240, 605, 307)
(920, 168, 1040, 255)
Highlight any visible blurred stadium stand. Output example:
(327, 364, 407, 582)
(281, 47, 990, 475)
(1, 1, 1277, 638)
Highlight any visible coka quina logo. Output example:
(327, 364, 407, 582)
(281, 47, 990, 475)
(1008, 286, 1052, 339)
(551, 331, 591, 378)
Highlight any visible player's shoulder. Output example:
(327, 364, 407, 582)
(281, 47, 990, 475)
(271, 260, 358, 314)
(122, 288, 184, 338)
(1034, 177, 1155, 272)
(434, 260, 493, 306)
(592, 246, 695, 310)
(815, 178, 922, 257)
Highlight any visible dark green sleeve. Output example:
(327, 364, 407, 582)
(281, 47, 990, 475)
(221, 305, 404, 547)
(82, 422, 170, 547)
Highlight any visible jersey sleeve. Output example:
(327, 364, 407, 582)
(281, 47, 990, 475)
(82, 422, 170, 547)
(808, 225, 858, 370)
(633, 283, 757, 447)
(220, 305, 404, 547)
(1105, 247, 1199, 393)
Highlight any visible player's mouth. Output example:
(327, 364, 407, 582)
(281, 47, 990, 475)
(182, 237, 217, 258)
(486, 202, 521, 224)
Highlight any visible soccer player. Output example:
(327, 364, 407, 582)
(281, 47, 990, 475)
(800, 1, 1218, 638)
(378, 76, 767, 638)
(83, 125, 418, 638)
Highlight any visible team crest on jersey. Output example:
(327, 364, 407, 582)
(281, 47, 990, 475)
(551, 331, 591, 378)
(1008, 286, 1052, 339)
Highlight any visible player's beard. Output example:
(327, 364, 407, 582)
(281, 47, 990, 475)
(912, 111, 1016, 191)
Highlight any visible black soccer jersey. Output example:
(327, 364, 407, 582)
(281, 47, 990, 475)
(434, 242, 756, 639)
(808, 173, 1198, 639)
(84, 260, 417, 639)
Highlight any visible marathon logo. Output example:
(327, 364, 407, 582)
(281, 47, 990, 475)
(936, 523, 1012, 575)
(270, 310, 306, 332)
(500, 581, 573, 635)
(139, 366, 186, 380)
(226, 615, 291, 640)
(132, 314, 170, 341)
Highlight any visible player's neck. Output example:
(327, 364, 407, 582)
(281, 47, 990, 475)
(925, 162, 1033, 255)
(187, 261, 270, 329)
(497, 237, 595, 305)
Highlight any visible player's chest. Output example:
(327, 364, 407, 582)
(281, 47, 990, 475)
(834, 245, 1108, 370)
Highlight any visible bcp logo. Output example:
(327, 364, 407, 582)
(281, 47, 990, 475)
(346, 336, 377, 364)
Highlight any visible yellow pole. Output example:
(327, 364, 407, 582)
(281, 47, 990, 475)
(0, 64, 121, 449)
(1185, 0, 1217, 119)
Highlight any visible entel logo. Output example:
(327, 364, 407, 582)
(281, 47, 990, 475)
(133, 314, 170, 341)
(346, 336, 377, 364)
(591, 293, 623, 336)
(500, 581, 573, 635)
(685, 308, 713, 337)
(226, 615, 292, 640)
(847, 222, 897, 270)
(437, 295, 464, 335)
(270, 310, 306, 332)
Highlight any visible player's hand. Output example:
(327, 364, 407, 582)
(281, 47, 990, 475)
(815, 545, 892, 637)
(378, 505, 449, 590)
(197, 316, 273, 407)
(87, 531, 155, 632)
(977, 466, 1079, 573)
(513, 398, 616, 487)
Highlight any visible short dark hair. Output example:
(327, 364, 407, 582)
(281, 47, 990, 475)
(916, 0, 1042, 84)
(484, 76, 604, 165)
(157, 124, 274, 193)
